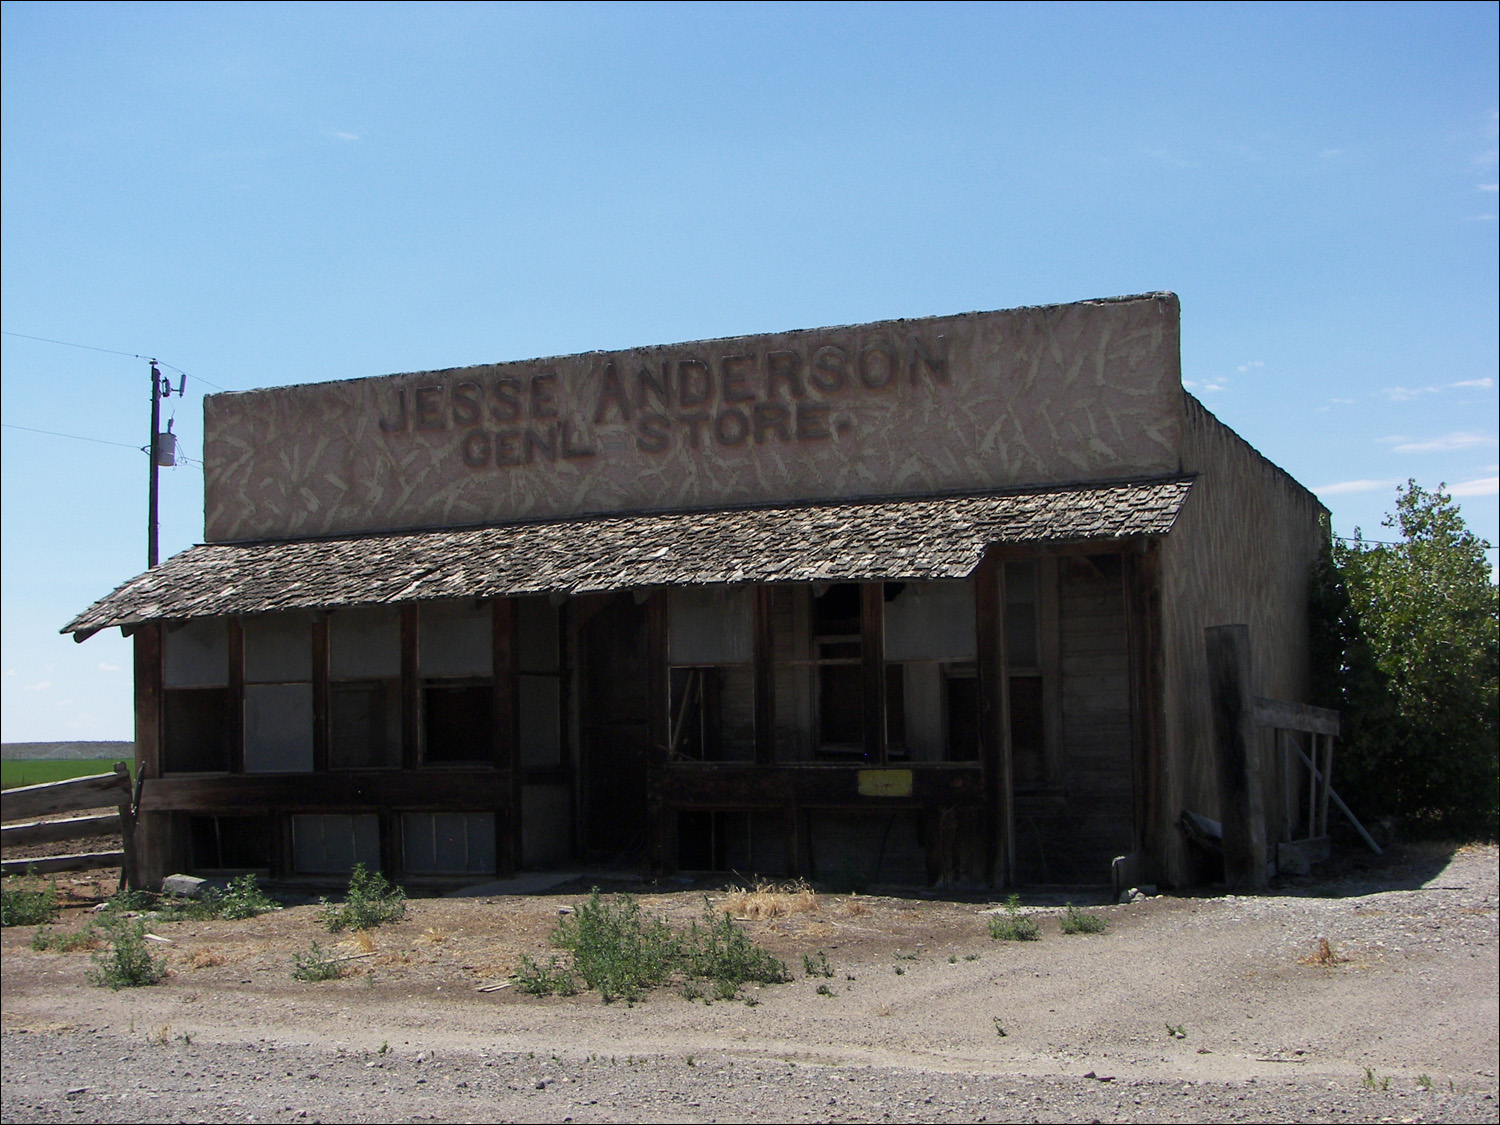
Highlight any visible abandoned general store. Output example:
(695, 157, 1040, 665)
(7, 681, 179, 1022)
(65, 293, 1329, 891)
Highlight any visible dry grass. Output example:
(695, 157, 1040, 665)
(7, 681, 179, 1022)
(190, 949, 226, 969)
(1299, 937, 1348, 967)
(351, 931, 377, 953)
(836, 896, 868, 918)
(720, 881, 820, 920)
(416, 927, 447, 946)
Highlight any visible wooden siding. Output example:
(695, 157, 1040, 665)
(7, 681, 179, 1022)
(1014, 555, 1134, 884)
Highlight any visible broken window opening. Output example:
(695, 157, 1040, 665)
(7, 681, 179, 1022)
(667, 587, 754, 762)
(419, 600, 494, 765)
(162, 619, 231, 773)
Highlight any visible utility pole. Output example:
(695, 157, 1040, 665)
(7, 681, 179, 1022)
(147, 361, 184, 568)
(148, 361, 162, 568)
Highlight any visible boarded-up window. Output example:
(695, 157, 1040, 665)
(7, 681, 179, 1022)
(329, 607, 401, 769)
(292, 813, 380, 874)
(770, 584, 865, 759)
(419, 601, 493, 764)
(517, 598, 562, 769)
(162, 619, 230, 773)
(1006, 560, 1050, 783)
(402, 812, 496, 875)
(242, 614, 314, 773)
(668, 587, 754, 761)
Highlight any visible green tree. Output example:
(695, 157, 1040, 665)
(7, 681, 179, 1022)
(1311, 482, 1498, 838)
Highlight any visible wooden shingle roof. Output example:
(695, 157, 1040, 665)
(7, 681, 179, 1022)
(63, 477, 1193, 637)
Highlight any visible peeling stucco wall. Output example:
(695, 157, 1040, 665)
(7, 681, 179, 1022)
(203, 295, 1184, 542)
(1158, 394, 1329, 885)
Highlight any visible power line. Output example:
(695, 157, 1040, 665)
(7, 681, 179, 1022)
(1, 329, 230, 391)
(0, 422, 203, 468)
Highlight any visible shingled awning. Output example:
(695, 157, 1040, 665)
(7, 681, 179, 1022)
(63, 477, 1192, 639)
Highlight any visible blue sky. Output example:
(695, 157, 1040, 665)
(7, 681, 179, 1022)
(2, 2, 1496, 742)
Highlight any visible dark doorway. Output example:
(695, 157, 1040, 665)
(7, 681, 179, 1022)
(578, 593, 652, 859)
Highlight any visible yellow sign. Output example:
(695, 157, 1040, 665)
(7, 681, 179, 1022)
(857, 769, 914, 798)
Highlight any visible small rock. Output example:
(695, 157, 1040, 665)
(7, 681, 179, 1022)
(161, 874, 208, 899)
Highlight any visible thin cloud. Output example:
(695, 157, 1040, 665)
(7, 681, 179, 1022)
(1452, 378, 1494, 389)
(1391, 432, 1498, 454)
(1314, 478, 1401, 495)
(98, 662, 120, 672)
(1450, 475, 1500, 497)
(21, 680, 51, 692)
(328, 131, 360, 142)
(1329, 397, 1356, 405)
(1200, 382, 1227, 393)
(1236, 361, 1264, 373)
(1481, 183, 1499, 192)
(1381, 386, 1441, 402)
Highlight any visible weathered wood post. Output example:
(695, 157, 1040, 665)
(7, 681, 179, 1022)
(1204, 624, 1267, 890)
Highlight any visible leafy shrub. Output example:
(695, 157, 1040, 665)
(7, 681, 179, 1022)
(321, 864, 406, 933)
(514, 888, 789, 1004)
(513, 954, 578, 996)
(291, 941, 346, 982)
(90, 915, 167, 988)
(679, 899, 789, 1000)
(1059, 904, 1107, 935)
(1311, 483, 1498, 838)
(1, 877, 58, 927)
(552, 889, 679, 1002)
(988, 894, 1040, 941)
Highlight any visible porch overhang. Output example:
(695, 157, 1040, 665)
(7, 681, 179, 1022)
(64, 476, 1192, 640)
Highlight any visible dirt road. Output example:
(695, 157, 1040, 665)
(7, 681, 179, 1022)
(2, 843, 1496, 1123)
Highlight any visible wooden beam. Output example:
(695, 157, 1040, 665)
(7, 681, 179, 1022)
(133, 623, 162, 780)
(2, 811, 122, 847)
(137, 770, 514, 813)
(1, 771, 132, 821)
(860, 582, 887, 765)
(652, 763, 984, 807)
(1252, 697, 1340, 737)
(2, 852, 126, 877)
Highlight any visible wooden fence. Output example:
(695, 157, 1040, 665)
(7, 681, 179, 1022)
(1, 763, 138, 887)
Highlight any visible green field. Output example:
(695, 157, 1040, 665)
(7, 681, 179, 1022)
(1, 759, 135, 790)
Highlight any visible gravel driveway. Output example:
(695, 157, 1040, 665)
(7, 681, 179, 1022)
(2, 842, 1496, 1123)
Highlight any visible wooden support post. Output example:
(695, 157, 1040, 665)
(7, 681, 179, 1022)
(312, 613, 330, 773)
(1306, 733, 1318, 840)
(753, 585, 776, 766)
(860, 582, 886, 766)
(975, 548, 1011, 888)
(227, 617, 245, 774)
(401, 605, 419, 770)
(645, 591, 670, 872)
(1204, 624, 1268, 890)
(1319, 736, 1335, 838)
(493, 597, 519, 874)
(1123, 541, 1163, 860)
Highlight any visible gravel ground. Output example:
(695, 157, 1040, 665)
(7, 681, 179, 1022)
(2, 841, 1496, 1124)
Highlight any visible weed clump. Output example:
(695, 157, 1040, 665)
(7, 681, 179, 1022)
(988, 894, 1041, 942)
(514, 888, 789, 1004)
(291, 941, 346, 982)
(721, 880, 819, 920)
(155, 874, 280, 922)
(1298, 937, 1348, 967)
(1059, 904, 1107, 935)
(1, 876, 59, 927)
(321, 864, 406, 933)
(89, 915, 167, 989)
(31, 924, 101, 952)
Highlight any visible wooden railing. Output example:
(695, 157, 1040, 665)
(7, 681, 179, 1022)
(1, 763, 138, 887)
